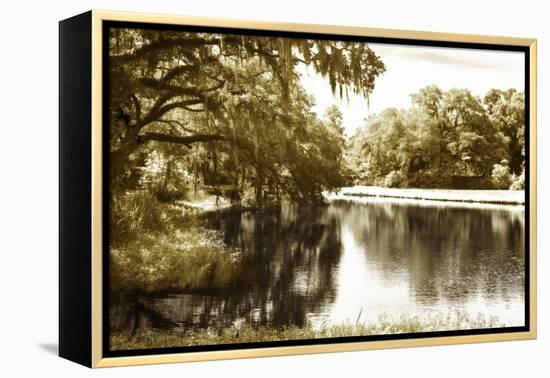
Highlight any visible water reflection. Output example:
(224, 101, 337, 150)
(112, 198, 525, 333)
(326, 200, 524, 326)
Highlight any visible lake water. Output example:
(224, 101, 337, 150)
(115, 196, 525, 333)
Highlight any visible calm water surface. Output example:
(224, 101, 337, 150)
(114, 197, 525, 333)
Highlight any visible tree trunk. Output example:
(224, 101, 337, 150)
(509, 134, 522, 175)
(255, 167, 263, 208)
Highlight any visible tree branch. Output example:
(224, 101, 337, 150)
(155, 119, 197, 133)
(131, 94, 141, 122)
(139, 78, 225, 98)
(111, 36, 241, 63)
(161, 64, 199, 82)
(138, 132, 226, 146)
(137, 98, 204, 129)
(183, 106, 206, 112)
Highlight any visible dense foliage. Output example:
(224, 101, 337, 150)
(109, 28, 385, 205)
(347, 85, 525, 189)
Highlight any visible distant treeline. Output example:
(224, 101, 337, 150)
(347, 85, 525, 190)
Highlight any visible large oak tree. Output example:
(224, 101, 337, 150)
(108, 28, 385, 203)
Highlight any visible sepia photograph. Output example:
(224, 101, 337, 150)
(106, 23, 527, 352)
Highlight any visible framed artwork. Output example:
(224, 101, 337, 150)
(59, 10, 537, 368)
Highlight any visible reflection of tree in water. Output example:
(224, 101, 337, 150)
(334, 200, 525, 307)
(113, 204, 343, 332)
(208, 204, 343, 327)
(111, 200, 525, 334)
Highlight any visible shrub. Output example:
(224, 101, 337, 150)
(110, 190, 173, 247)
(110, 228, 242, 294)
(383, 170, 406, 188)
(491, 163, 512, 189)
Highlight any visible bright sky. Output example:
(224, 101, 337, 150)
(298, 43, 525, 136)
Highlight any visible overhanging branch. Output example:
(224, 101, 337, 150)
(138, 132, 226, 146)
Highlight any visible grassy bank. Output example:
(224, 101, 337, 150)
(111, 312, 504, 350)
(334, 186, 524, 205)
(110, 191, 242, 294)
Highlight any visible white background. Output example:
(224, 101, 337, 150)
(0, 0, 547, 376)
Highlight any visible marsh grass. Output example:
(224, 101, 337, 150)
(109, 190, 242, 294)
(110, 311, 505, 350)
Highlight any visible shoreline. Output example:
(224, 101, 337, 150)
(333, 186, 525, 206)
(110, 311, 507, 351)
